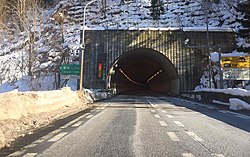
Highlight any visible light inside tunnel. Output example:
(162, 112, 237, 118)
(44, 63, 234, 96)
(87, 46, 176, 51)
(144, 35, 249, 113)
(108, 48, 180, 94)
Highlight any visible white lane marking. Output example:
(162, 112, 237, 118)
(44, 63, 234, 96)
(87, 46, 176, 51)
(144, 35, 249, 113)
(182, 153, 195, 157)
(225, 111, 239, 115)
(48, 132, 68, 142)
(7, 150, 26, 157)
(212, 154, 225, 157)
(151, 110, 156, 113)
(218, 110, 250, 119)
(72, 121, 84, 127)
(147, 100, 157, 108)
(166, 115, 174, 119)
(161, 110, 167, 113)
(206, 106, 215, 109)
(235, 114, 250, 119)
(60, 113, 90, 129)
(167, 132, 180, 141)
(86, 115, 93, 119)
(154, 114, 161, 119)
(225, 111, 250, 119)
(159, 121, 167, 126)
(174, 121, 184, 127)
(23, 153, 38, 157)
(218, 110, 228, 113)
(23, 143, 38, 149)
(186, 132, 203, 142)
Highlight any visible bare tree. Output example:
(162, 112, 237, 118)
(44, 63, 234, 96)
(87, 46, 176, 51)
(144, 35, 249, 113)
(0, 0, 14, 33)
(13, 0, 43, 76)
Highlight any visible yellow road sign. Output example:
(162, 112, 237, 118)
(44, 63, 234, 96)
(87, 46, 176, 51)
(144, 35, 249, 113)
(221, 56, 250, 68)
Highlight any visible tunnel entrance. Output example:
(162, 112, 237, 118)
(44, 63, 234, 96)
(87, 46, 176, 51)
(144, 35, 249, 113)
(107, 48, 180, 94)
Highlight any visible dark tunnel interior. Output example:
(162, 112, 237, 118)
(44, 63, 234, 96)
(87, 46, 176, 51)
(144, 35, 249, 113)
(108, 48, 180, 94)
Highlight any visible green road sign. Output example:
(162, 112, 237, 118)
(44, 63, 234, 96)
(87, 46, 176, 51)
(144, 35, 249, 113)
(60, 64, 80, 75)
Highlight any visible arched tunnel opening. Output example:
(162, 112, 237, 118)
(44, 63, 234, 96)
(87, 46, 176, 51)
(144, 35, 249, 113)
(107, 48, 180, 95)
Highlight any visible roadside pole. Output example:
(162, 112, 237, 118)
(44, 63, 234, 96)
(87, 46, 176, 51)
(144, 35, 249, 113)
(79, 0, 99, 91)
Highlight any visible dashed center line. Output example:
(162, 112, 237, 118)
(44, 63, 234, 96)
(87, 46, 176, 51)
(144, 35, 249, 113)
(167, 132, 180, 141)
(159, 121, 167, 126)
(154, 114, 161, 119)
(182, 153, 195, 157)
(174, 121, 184, 127)
(186, 131, 203, 142)
(166, 115, 174, 119)
(48, 132, 68, 142)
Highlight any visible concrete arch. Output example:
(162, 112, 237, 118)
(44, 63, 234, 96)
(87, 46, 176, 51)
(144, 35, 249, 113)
(108, 48, 180, 94)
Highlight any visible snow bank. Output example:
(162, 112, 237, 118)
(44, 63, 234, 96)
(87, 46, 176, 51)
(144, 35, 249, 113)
(229, 98, 250, 110)
(196, 88, 250, 97)
(0, 88, 113, 149)
(0, 87, 95, 149)
(0, 87, 90, 121)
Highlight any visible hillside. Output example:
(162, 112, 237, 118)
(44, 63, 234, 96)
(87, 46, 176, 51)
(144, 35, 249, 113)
(0, 0, 247, 92)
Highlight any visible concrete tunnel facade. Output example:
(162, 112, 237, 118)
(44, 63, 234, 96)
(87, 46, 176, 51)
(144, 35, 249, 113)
(108, 48, 180, 94)
(82, 30, 235, 93)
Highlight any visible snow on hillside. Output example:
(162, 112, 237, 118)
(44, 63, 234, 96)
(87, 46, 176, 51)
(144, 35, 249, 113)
(0, 0, 248, 93)
(82, 0, 241, 29)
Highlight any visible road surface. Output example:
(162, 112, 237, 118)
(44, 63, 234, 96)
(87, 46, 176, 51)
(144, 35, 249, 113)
(3, 94, 250, 157)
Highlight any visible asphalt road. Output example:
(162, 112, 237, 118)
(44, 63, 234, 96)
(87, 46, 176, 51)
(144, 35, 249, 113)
(4, 94, 250, 157)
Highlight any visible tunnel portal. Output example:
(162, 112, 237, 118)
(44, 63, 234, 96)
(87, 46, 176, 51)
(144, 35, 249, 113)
(108, 48, 179, 94)
(82, 29, 235, 93)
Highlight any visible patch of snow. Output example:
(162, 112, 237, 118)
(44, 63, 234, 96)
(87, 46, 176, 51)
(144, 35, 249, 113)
(210, 52, 219, 63)
(229, 98, 250, 110)
(196, 88, 250, 97)
(212, 100, 230, 106)
(183, 27, 234, 32)
(221, 52, 249, 57)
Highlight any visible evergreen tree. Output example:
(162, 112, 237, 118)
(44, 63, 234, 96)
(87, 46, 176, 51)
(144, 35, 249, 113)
(237, 0, 250, 52)
(150, 0, 164, 21)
